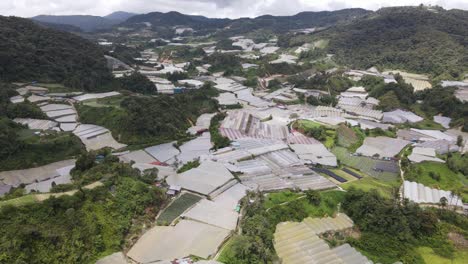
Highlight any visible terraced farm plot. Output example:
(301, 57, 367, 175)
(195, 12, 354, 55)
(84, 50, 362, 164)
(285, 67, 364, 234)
(332, 147, 399, 182)
(157, 193, 202, 225)
(336, 124, 359, 148)
(341, 177, 400, 198)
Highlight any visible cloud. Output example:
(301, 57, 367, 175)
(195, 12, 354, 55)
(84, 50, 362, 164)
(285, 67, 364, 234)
(1, 0, 467, 18)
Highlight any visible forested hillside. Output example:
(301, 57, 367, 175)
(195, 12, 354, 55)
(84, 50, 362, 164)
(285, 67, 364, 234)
(324, 6, 468, 78)
(0, 16, 115, 91)
(31, 15, 118, 32)
(122, 9, 370, 35)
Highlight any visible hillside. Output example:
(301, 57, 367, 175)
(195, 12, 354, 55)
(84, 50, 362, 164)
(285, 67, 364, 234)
(122, 9, 370, 35)
(33, 20, 83, 32)
(323, 6, 468, 78)
(123, 11, 230, 29)
(31, 15, 118, 32)
(104, 11, 137, 22)
(0, 16, 114, 91)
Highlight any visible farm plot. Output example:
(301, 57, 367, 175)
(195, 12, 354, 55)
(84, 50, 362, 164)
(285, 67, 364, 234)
(332, 147, 399, 182)
(157, 193, 202, 225)
(336, 124, 359, 148)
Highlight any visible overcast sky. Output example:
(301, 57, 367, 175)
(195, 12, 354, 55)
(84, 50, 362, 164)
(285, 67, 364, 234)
(1, 0, 467, 18)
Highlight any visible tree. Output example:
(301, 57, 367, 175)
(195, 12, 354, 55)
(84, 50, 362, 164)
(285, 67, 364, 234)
(457, 135, 463, 147)
(305, 190, 321, 206)
(75, 152, 96, 172)
(119, 72, 156, 94)
(439, 196, 448, 209)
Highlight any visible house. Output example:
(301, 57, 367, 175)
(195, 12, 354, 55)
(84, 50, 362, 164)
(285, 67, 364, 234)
(166, 185, 182, 196)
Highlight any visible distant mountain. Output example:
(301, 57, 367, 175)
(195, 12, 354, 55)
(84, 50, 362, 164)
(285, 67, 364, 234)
(121, 9, 370, 37)
(0, 16, 114, 91)
(323, 6, 468, 77)
(123, 11, 230, 29)
(105, 11, 137, 22)
(31, 15, 118, 32)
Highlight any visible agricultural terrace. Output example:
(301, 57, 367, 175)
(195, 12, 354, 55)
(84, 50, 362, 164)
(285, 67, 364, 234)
(157, 192, 202, 225)
(332, 147, 399, 182)
(293, 120, 337, 148)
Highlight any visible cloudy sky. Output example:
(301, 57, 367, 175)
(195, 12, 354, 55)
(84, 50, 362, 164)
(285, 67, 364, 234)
(1, 0, 467, 18)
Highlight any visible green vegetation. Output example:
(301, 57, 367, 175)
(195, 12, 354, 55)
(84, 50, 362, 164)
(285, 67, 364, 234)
(293, 120, 337, 148)
(0, 119, 84, 171)
(77, 86, 219, 147)
(336, 124, 359, 148)
(287, 72, 353, 96)
(417, 247, 468, 264)
(210, 112, 231, 150)
(118, 72, 156, 94)
(418, 87, 468, 131)
(332, 147, 399, 181)
(0, 16, 115, 91)
(341, 176, 400, 198)
(219, 190, 345, 263)
(157, 193, 202, 225)
(343, 188, 468, 264)
(325, 6, 468, 79)
(177, 160, 200, 173)
(0, 162, 166, 263)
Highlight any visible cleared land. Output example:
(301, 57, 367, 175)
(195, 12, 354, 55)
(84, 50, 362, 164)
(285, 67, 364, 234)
(332, 147, 399, 181)
(157, 192, 202, 225)
(417, 246, 468, 264)
(341, 176, 400, 198)
(263, 190, 345, 217)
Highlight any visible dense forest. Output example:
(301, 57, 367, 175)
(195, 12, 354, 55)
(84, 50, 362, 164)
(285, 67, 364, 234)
(0, 16, 115, 91)
(324, 6, 468, 78)
(77, 86, 219, 146)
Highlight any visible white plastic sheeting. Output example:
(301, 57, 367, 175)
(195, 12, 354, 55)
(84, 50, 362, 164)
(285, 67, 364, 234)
(403, 181, 463, 206)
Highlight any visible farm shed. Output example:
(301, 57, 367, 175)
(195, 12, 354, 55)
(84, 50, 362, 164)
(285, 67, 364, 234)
(433, 116, 451, 129)
(408, 147, 444, 163)
(118, 150, 157, 164)
(0, 184, 12, 197)
(416, 140, 459, 155)
(382, 109, 423, 124)
(96, 252, 127, 264)
(274, 214, 372, 264)
(187, 113, 216, 135)
(290, 144, 338, 167)
(177, 132, 212, 164)
(25, 170, 72, 193)
(356, 136, 410, 158)
(127, 220, 230, 263)
(182, 199, 239, 230)
(14, 118, 58, 130)
(73, 91, 120, 102)
(166, 161, 234, 196)
(403, 181, 463, 207)
(0, 159, 75, 187)
(215, 92, 239, 105)
(73, 124, 126, 151)
(145, 142, 180, 163)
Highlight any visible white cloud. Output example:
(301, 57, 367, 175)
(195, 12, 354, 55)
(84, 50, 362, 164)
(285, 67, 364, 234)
(1, 0, 468, 18)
